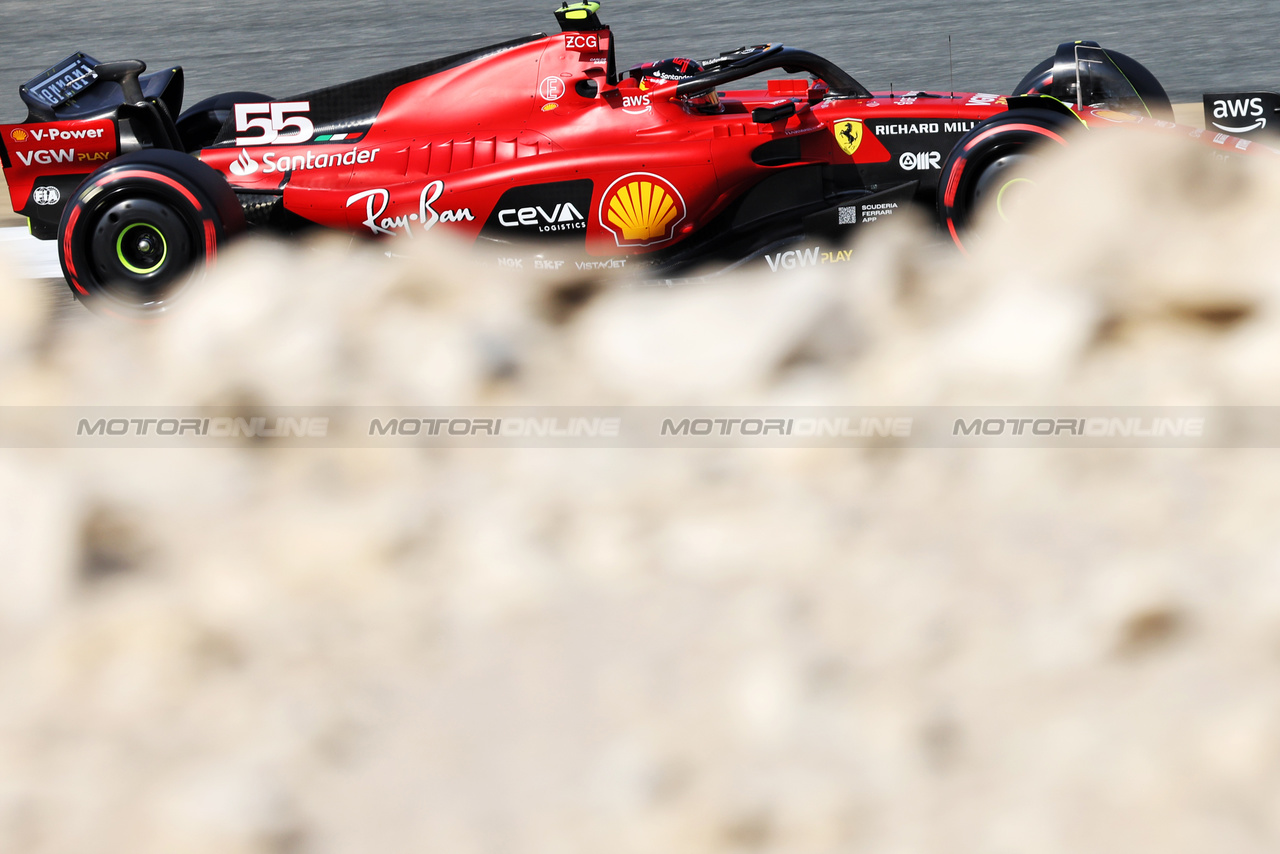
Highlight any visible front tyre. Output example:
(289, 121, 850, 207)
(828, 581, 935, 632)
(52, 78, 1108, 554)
(58, 149, 246, 318)
(936, 110, 1071, 251)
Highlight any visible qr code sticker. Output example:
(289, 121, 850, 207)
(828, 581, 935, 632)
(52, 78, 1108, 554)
(838, 206, 857, 225)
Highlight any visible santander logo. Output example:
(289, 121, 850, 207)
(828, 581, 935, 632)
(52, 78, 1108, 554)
(229, 150, 259, 177)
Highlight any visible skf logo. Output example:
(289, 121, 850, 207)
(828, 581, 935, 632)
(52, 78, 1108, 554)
(600, 173, 686, 247)
(10, 128, 29, 143)
(1211, 98, 1267, 134)
(899, 151, 941, 171)
(833, 119, 863, 156)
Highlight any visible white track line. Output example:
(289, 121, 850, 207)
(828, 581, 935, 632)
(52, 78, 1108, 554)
(0, 227, 63, 280)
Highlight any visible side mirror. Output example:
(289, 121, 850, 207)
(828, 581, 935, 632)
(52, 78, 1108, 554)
(752, 100, 797, 124)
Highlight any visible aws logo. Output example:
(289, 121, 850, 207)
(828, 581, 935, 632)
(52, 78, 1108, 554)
(1211, 97, 1268, 134)
(600, 173, 686, 247)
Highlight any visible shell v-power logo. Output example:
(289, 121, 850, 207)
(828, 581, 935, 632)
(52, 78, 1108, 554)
(600, 173, 686, 247)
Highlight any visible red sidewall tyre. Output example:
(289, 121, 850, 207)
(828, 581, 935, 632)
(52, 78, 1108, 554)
(937, 110, 1072, 251)
(58, 149, 246, 319)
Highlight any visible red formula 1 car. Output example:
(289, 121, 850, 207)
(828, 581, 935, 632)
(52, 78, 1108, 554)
(0, 2, 1223, 315)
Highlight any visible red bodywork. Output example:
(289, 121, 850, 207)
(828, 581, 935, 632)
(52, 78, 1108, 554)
(4, 25, 1276, 265)
(193, 32, 1010, 257)
(2, 120, 117, 214)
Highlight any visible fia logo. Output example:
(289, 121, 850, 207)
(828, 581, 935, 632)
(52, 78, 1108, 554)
(32, 186, 61, 206)
(1211, 98, 1268, 134)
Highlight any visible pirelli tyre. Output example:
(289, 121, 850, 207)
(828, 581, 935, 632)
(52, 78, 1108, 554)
(58, 149, 246, 317)
(936, 110, 1072, 250)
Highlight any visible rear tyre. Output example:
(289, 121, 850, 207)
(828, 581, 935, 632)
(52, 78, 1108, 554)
(58, 149, 246, 317)
(936, 110, 1071, 250)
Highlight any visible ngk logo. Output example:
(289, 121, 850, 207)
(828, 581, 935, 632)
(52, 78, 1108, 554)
(899, 151, 941, 171)
(565, 33, 600, 51)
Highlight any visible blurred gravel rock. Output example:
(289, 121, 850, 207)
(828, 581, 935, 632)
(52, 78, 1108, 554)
(3, 129, 1280, 854)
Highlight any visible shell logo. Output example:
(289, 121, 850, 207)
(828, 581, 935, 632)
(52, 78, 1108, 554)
(600, 172, 686, 247)
(10, 128, 28, 143)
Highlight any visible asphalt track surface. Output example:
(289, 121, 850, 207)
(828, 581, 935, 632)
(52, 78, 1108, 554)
(0, 0, 1278, 121)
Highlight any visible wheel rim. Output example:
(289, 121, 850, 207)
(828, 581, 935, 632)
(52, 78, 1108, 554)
(995, 178, 1035, 221)
(87, 197, 195, 306)
(115, 222, 169, 275)
(971, 152, 1034, 223)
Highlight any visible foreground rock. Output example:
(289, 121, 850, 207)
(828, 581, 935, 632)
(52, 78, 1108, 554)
(2, 129, 1280, 854)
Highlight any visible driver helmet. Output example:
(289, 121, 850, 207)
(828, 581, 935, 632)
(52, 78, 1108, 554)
(636, 57, 722, 113)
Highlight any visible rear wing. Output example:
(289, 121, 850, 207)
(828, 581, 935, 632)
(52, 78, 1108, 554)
(0, 119, 118, 237)
(0, 54, 183, 239)
(1203, 92, 1280, 139)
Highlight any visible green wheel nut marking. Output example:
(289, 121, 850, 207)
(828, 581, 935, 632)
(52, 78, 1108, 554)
(116, 222, 168, 275)
(996, 177, 1034, 222)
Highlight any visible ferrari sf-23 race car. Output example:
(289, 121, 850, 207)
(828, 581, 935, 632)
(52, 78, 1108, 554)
(0, 1, 1261, 315)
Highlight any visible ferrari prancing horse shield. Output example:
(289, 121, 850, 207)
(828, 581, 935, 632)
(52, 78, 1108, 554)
(833, 118, 863, 156)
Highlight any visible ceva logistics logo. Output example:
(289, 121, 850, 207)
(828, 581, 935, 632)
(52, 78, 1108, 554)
(600, 172, 686, 247)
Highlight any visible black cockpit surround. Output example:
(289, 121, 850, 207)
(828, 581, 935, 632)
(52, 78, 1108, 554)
(211, 33, 546, 145)
(678, 45, 871, 99)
